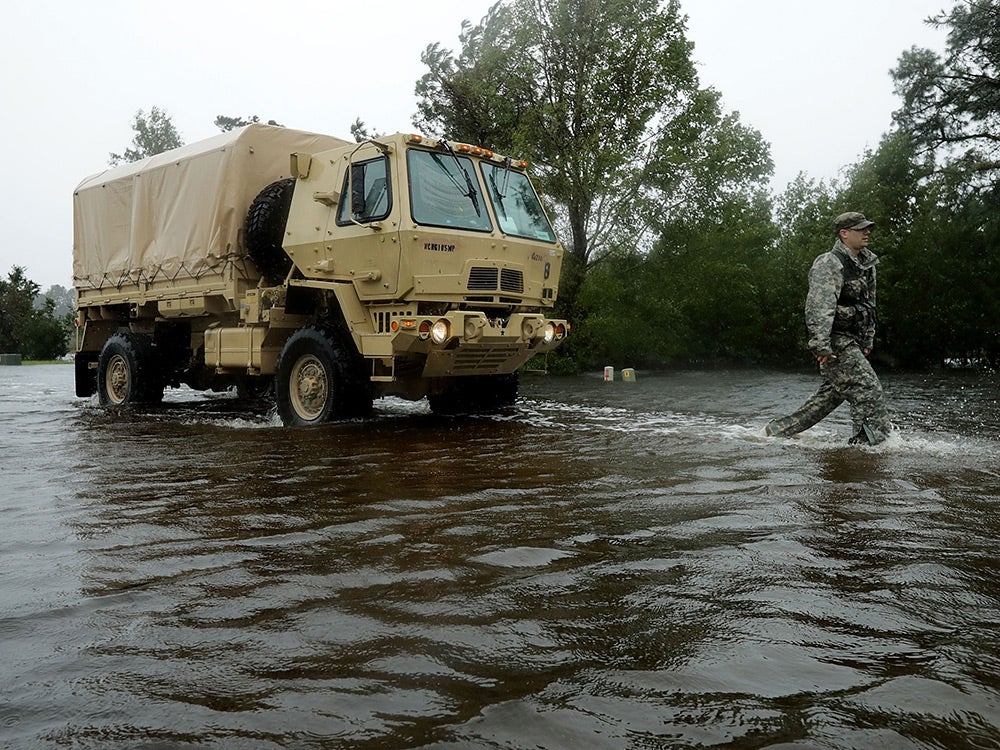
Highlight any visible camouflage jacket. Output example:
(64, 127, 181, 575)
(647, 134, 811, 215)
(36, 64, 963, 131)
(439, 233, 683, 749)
(805, 239, 878, 356)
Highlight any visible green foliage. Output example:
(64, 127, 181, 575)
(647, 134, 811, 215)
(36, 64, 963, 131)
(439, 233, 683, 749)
(416, 0, 774, 369)
(109, 107, 183, 166)
(883, 1, 1000, 366)
(36, 284, 74, 319)
(523, 351, 579, 375)
(571, 105, 996, 371)
(350, 118, 384, 143)
(646, 193, 780, 364)
(892, 1, 1000, 190)
(21, 299, 71, 361)
(766, 175, 837, 355)
(80, 6, 995, 372)
(0, 266, 37, 354)
(568, 190, 780, 369)
(0, 267, 70, 360)
(768, 124, 999, 369)
(886, 173, 1000, 366)
(215, 115, 283, 132)
(574, 248, 688, 368)
(415, 0, 772, 277)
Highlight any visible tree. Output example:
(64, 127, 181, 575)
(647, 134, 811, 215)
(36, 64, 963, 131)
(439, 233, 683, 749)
(416, 0, 696, 269)
(350, 118, 383, 143)
(415, 0, 771, 318)
(21, 297, 71, 360)
(764, 124, 999, 369)
(0, 267, 69, 359)
(889, 1, 1000, 366)
(37, 284, 74, 320)
(891, 1, 1000, 191)
(109, 107, 183, 166)
(0, 266, 38, 354)
(215, 114, 283, 132)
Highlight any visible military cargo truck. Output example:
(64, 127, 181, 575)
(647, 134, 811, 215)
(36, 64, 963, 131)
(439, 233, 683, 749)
(73, 124, 568, 425)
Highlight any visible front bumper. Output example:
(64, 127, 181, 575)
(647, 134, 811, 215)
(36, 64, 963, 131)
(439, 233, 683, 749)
(359, 311, 569, 377)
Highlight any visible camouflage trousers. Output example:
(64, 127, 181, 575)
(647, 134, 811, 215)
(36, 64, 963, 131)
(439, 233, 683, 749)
(767, 344, 891, 444)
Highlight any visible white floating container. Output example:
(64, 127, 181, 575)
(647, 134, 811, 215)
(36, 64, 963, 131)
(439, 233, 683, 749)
(604, 366, 614, 382)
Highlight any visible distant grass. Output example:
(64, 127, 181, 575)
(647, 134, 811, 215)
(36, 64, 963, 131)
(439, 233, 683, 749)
(23, 360, 73, 365)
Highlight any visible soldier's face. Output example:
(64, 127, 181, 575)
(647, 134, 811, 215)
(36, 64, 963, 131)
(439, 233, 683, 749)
(840, 227, 871, 251)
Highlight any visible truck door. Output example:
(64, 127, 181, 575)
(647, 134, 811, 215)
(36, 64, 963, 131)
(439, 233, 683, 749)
(332, 152, 401, 299)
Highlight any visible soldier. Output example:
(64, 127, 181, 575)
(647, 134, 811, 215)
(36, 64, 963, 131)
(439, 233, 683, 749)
(766, 211, 892, 444)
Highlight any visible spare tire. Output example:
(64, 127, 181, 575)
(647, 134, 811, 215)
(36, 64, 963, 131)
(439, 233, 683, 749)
(246, 178, 295, 283)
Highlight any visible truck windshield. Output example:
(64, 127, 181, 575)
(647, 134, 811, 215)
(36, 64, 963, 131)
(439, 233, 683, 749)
(480, 162, 556, 242)
(407, 150, 492, 232)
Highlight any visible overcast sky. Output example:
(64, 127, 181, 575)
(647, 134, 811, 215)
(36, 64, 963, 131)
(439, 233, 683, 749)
(0, 0, 948, 291)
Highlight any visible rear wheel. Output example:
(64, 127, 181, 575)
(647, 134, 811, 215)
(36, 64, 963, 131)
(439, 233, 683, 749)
(275, 326, 371, 426)
(97, 332, 164, 406)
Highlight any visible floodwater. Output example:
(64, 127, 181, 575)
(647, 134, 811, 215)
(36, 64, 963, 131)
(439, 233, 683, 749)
(1, 364, 999, 749)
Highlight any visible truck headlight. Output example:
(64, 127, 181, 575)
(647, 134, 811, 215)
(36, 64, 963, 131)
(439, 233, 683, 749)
(430, 319, 451, 344)
(543, 323, 556, 344)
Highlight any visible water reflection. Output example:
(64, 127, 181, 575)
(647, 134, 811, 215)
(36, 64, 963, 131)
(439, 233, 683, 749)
(815, 445, 892, 485)
(2, 366, 1000, 747)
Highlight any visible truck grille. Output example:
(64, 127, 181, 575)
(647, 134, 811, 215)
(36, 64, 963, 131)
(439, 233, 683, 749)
(468, 267, 498, 290)
(452, 346, 521, 371)
(468, 267, 524, 294)
(500, 268, 524, 294)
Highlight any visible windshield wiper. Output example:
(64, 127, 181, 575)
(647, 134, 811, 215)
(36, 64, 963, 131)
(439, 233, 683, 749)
(489, 157, 514, 218)
(439, 140, 481, 217)
(488, 171, 508, 218)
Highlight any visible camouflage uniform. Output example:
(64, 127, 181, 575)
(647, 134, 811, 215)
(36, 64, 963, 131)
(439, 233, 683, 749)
(767, 232, 892, 444)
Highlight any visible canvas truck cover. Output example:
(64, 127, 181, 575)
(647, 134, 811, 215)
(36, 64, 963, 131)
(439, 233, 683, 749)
(73, 124, 350, 289)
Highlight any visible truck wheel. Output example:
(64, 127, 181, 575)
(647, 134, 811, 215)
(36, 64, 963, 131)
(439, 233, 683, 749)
(428, 373, 519, 415)
(275, 326, 371, 426)
(246, 178, 295, 284)
(97, 332, 164, 406)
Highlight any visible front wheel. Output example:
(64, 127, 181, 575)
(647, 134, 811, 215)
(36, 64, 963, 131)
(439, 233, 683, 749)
(274, 326, 371, 426)
(97, 332, 163, 406)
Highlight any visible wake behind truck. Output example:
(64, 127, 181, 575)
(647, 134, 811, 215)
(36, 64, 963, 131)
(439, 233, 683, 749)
(73, 125, 568, 425)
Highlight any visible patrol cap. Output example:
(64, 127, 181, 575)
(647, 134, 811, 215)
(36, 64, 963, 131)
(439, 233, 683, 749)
(834, 212, 875, 233)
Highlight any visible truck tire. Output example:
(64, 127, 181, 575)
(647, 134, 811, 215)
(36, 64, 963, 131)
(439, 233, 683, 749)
(428, 373, 519, 415)
(246, 178, 295, 284)
(97, 332, 164, 406)
(275, 326, 372, 426)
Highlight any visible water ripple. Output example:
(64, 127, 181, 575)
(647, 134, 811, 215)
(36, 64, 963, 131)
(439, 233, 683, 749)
(2, 366, 999, 748)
